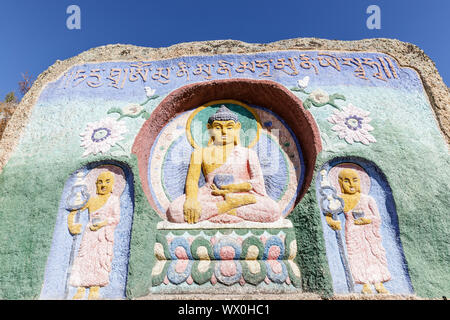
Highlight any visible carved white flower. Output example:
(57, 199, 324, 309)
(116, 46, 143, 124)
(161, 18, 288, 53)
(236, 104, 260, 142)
(327, 104, 376, 145)
(144, 86, 156, 97)
(122, 103, 143, 116)
(80, 118, 128, 157)
(297, 76, 310, 89)
(309, 89, 329, 104)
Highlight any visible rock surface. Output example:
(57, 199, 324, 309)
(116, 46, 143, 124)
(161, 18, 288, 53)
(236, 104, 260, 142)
(1, 38, 448, 172)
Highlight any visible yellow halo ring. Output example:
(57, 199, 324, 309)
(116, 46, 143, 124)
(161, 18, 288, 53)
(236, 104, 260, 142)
(185, 99, 262, 149)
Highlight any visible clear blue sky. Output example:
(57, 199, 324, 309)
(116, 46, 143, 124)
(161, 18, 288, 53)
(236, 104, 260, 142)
(0, 0, 448, 100)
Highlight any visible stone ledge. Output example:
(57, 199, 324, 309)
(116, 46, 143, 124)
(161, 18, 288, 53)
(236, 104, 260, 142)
(157, 218, 293, 230)
(138, 293, 423, 300)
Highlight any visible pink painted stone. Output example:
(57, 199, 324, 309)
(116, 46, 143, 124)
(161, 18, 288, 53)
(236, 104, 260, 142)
(186, 275, 193, 285)
(268, 260, 283, 274)
(220, 261, 237, 277)
(163, 276, 169, 285)
(175, 260, 189, 273)
(208, 214, 244, 224)
(260, 236, 267, 244)
(210, 237, 216, 245)
(175, 247, 189, 260)
(68, 194, 121, 288)
(211, 274, 217, 285)
(286, 276, 291, 285)
(236, 237, 243, 245)
(264, 276, 270, 284)
(166, 237, 173, 245)
(239, 277, 246, 286)
(219, 246, 236, 260)
(187, 237, 194, 245)
(268, 246, 281, 260)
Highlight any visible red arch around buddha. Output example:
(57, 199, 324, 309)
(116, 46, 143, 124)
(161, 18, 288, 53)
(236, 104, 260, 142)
(132, 79, 322, 215)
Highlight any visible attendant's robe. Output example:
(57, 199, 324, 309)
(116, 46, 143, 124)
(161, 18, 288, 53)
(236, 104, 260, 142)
(69, 195, 120, 287)
(343, 193, 391, 284)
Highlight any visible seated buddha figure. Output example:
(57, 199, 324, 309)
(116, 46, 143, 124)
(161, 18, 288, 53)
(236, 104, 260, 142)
(326, 168, 391, 294)
(167, 106, 281, 224)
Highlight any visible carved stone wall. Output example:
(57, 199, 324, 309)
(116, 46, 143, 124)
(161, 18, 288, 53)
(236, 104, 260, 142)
(0, 38, 448, 299)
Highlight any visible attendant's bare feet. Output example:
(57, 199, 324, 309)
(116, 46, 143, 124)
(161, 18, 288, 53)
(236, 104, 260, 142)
(72, 287, 85, 300)
(375, 282, 388, 294)
(361, 283, 372, 294)
(88, 286, 100, 300)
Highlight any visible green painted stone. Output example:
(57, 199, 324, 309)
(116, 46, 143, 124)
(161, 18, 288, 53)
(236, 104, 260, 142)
(241, 236, 264, 260)
(285, 260, 302, 288)
(191, 260, 215, 285)
(190, 237, 214, 260)
(151, 261, 169, 287)
(242, 260, 267, 285)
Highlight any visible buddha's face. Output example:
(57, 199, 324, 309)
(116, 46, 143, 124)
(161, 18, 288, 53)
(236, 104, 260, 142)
(207, 120, 241, 146)
(338, 169, 361, 195)
(96, 171, 115, 195)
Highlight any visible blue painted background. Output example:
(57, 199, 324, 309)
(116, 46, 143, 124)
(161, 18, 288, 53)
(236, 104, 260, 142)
(37, 50, 424, 107)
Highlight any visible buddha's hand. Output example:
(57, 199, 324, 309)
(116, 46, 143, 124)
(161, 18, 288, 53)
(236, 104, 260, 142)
(354, 218, 372, 225)
(220, 182, 252, 193)
(210, 184, 231, 196)
(325, 214, 341, 231)
(90, 220, 107, 231)
(69, 223, 82, 235)
(183, 198, 201, 224)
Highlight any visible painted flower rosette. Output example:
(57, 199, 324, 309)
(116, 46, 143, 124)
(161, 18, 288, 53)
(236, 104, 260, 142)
(79, 117, 128, 157)
(327, 103, 376, 145)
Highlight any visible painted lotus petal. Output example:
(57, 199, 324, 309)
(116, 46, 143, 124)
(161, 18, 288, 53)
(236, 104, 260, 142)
(330, 112, 346, 122)
(355, 131, 369, 144)
(327, 115, 339, 123)
(344, 135, 354, 144)
(82, 149, 91, 157)
(361, 117, 372, 124)
(331, 124, 347, 132)
(358, 128, 370, 136)
(366, 133, 377, 143)
(360, 137, 370, 145)
(210, 274, 217, 285)
(338, 131, 347, 139)
(97, 143, 110, 154)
